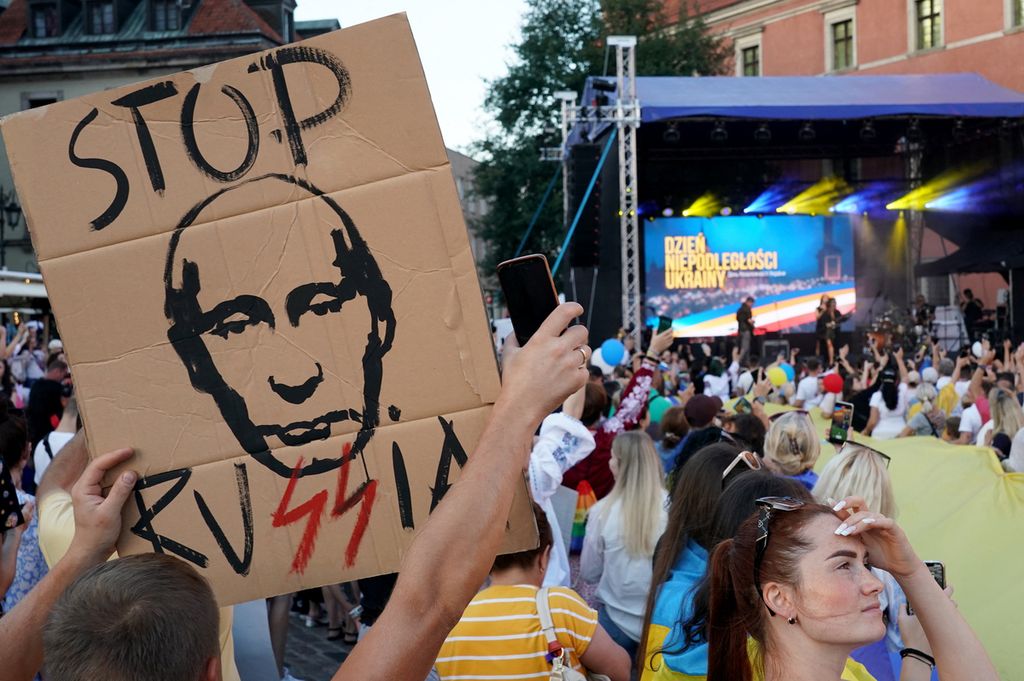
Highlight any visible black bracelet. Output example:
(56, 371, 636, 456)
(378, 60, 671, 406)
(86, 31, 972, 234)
(899, 647, 935, 669)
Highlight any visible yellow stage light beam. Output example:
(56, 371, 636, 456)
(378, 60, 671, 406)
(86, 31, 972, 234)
(682, 192, 721, 218)
(776, 177, 851, 215)
(887, 211, 907, 268)
(886, 163, 989, 211)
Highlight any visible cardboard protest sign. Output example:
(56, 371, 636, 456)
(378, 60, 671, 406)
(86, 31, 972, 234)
(1, 14, 537, 605)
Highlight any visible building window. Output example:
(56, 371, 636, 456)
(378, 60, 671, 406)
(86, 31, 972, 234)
(1014, 0, 1024, 27)
(151, 0, 180, 31)
(21, 92, 61, 110)
(741, 45, 760, 76)
(31, 4, 59, 37)
(831, 19, 853, 70)
(915, 0, 942, 50)
(87, 0, 116, 34)
(282, 10, 292, 41)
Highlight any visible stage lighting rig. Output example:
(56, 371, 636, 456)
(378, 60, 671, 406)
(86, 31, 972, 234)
(859, 120, 877, 142)
(798, 122, 816, 142)
(710, 120, 728, 142)
(754, 123, 772, 143)
(663, 122, 681, 144)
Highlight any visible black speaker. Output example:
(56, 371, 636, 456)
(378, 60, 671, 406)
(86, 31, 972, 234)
(566, 144, 602, 268)
(563, 139, 623, 343)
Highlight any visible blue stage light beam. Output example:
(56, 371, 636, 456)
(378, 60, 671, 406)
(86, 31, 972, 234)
(832, 181, 904, 214)
(744, 180, 802, 214)
(925, 165, 1024, 213)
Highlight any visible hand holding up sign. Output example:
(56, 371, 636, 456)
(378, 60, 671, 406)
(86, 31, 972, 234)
(0, 446, 137, 681)
(67, 447, 137, 566)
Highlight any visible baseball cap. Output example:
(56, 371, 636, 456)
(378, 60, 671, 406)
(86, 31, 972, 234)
(684, 394, 723, 429)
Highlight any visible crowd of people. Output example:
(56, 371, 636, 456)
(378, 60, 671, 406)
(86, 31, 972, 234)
(0, 305, 1004, 681)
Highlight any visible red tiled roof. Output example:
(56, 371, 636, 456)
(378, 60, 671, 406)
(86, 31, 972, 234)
(0, 0, 283, 49)
(0, 0, 28, 46)
(188, 0, 283, 43)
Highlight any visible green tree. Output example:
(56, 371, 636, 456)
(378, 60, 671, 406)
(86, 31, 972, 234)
(471, 0, 727, 271)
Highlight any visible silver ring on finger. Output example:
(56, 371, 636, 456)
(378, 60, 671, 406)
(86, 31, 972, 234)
(576, 347, 588, 369)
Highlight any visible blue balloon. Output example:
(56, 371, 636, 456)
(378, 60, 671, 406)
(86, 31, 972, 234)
(781, 362, 796, 382)
(600, 338, 626, 366)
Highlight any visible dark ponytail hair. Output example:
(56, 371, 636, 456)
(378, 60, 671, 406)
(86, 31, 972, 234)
(881, 367, 899, 411)
(679, 472, 810, 650)
(706, 502, 838, 681)
(707, 537, 755, 681)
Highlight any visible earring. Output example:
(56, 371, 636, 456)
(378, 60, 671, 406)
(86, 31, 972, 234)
(788, 616, 798, 625)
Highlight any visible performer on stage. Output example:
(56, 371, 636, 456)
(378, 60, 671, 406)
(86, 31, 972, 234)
(735, 296, 755, 364)
(913, 293, 935, 328)
(816, 297, 843, 365)
(814, 294, 831, 361)
(959, 288, 987, 341)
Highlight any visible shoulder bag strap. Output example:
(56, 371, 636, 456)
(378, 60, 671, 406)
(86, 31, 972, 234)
(42, 435, 55, 461)
(536, 587, 561, 652)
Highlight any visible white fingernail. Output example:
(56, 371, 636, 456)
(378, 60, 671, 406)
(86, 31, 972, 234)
(833, 500, 847, 512)
(840, 526, 855, 536)
(835, 523, 848, 535)
(861, 517, 876, 524)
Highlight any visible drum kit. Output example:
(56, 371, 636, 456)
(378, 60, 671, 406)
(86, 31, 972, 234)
(865, 306, 926, 351)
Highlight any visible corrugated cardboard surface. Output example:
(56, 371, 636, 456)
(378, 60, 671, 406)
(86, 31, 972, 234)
(1, 14, 536, 605)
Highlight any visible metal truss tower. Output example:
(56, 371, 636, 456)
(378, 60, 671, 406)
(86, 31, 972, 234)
(559, 36, 641, 344)
(608, 36, 642, 346)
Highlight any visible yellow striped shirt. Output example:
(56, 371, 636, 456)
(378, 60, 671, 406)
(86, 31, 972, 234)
(436, 584, 598, 680)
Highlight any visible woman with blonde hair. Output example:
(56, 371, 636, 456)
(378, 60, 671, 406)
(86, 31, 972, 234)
(983, 387, 1024, 458)
(898, 383, 945, 438)
(812, 443, 896, 519)
(581, 431, 668, 662)
(812, 443, 905, 680)
(763, 411, 821, 490)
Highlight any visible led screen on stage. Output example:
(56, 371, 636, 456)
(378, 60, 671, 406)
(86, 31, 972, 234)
(645, 215, 856, 337)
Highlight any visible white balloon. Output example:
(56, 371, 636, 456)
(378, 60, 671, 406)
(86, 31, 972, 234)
(972, 341, 984, 358)
(590, 353, 615, 376)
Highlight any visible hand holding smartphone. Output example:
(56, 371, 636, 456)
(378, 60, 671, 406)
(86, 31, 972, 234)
(907, 561, 945, 615)
(497, 254, 559, 347)
(829, 401, 854, 444)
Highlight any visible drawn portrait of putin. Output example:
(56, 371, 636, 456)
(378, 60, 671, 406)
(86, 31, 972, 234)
(163, 173, 396, 478)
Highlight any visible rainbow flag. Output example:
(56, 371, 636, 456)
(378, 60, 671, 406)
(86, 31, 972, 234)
(569, 481, 597, 554)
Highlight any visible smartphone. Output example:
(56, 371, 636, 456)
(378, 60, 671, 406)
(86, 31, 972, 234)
(924, 561, 946, 588)
(734, 396, 753, 415)
(497, 254, 559, 347)
(907, 561, 945, 615)
(0, 464, 24, 531)
(828, 400, 854, 444)
(657, 315, 673, 334)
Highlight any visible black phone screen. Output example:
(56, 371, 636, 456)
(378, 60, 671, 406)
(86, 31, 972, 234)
(657, 315, 673, 334)
(497, 255, 559, 347)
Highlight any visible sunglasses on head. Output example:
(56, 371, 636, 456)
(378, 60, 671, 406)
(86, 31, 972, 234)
(840, 442, 891, 469)
(769, 409, 809, 423)
(722, 450, 763, 480)
(753, 496, 806, 616)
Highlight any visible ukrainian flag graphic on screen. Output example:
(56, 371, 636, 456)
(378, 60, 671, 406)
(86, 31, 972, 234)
(644, 215, 856, 337)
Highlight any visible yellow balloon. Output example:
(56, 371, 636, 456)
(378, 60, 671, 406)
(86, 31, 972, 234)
(767, 366, 788, 387)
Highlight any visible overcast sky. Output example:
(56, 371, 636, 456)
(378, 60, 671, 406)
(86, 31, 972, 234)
(295, 1, 528, 154)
